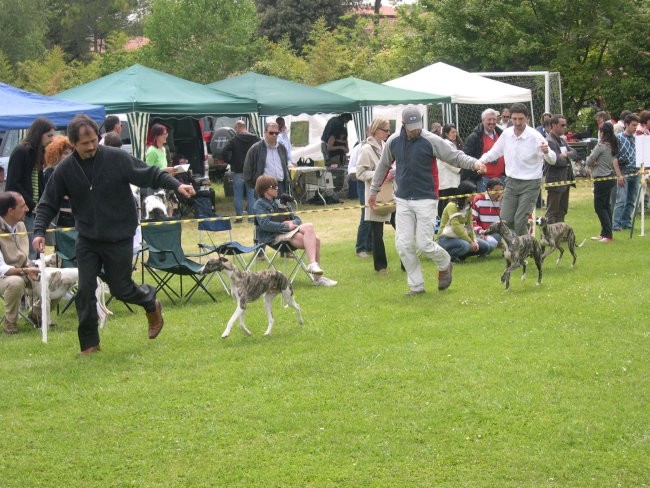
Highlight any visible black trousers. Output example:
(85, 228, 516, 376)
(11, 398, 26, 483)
(546, 188, 570, 223)
(594, 179, 615, 238)
(370, 214, 398, 271)
(76, 235, 156, 350)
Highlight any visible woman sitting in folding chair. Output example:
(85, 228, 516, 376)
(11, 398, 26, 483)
(253, 175, 337, 287)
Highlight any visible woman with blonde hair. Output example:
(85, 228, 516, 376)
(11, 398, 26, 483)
(356, 117, 395, 275)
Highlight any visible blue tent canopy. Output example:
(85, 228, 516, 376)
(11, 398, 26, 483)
(0, 82, 105, 130)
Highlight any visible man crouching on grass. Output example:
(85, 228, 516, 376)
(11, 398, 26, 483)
(32, 115, 196, 355)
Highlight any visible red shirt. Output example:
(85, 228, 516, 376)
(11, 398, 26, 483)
(482, 132, 505, 179)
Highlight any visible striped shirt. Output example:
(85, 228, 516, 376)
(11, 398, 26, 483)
(471, 193, 501, 231)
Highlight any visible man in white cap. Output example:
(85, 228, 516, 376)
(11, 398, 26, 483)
(369, 106, 486, 296)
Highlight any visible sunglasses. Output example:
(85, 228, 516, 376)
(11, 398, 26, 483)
(267, 131, 279, 136)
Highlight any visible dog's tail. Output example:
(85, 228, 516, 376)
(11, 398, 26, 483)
(577, 238, 587, 247)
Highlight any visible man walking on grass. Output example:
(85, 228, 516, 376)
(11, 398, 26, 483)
(478, 103, 556, 236)
(369, 106, 486, 296)
(32, 115, 196, 355)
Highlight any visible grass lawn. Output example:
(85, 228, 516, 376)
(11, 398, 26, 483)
(1, 183, 648, 487)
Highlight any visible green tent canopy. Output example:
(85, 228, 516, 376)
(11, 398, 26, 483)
(55, 64, 257, 158)
(317, 77, 450, 105)
(207, 72, 359, 116)
(318, 77, 451, 138)
(55, 64, 257, 115)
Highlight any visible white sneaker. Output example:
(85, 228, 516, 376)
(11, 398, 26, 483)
(313, 276, 337, 287)
(306, 262, 323, 275)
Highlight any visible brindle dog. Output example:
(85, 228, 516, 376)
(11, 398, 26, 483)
(204, 257, 303, 338)
(536, 216, 585, 267)
(484, 221, 543, 291)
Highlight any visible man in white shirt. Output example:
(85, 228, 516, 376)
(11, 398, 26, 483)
(478, 103, 557, 235)
(98, 115, 122, 145)
(275, 117, 293, 166)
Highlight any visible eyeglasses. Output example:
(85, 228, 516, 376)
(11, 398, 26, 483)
(267, 131, 279, 136)
(379, 127, 391, 133)
(268, 185, 279, 190)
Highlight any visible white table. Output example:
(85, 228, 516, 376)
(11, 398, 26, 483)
(291, 166, 327, 205)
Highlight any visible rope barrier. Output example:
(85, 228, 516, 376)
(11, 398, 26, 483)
(2, 169, 646, 238)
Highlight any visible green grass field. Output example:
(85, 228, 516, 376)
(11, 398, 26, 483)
(1, 184, 648, 487)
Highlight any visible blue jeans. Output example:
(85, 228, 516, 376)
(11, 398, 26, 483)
(232, 173, 255, 217)
(613, 172, 640, 230)
(355, 180, 372, 253)
(437, 236, 491, 261)
(24, 213, 37, 260)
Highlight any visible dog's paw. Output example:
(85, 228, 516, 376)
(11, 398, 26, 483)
(521, 273, 527, 282)
(221, 332, 230, 339)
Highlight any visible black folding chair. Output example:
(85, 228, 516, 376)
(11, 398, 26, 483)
(141, 221, 217, 305)
(54, 229, 136, 313)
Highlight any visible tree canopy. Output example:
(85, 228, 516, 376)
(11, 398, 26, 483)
(0, 0, 647, 120)
(144, 0, 258, 83)
(400, 0, 650, 117)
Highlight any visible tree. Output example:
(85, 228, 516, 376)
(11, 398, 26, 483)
(399, 0, 650, 120)
(14, 46, 81, 94)
(144, 0, 259, 83)
(256, 0, 362, 52)
(0, 51, 15, 85)
(45, 0, 139, 61)
(0, 0, 48, 64)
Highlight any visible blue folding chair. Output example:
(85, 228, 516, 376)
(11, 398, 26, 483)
(195, 195, 266, 273)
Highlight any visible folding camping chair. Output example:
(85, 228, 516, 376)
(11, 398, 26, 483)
(195, 195, 266, 277)
(141, 221, 218, 305)
(53, 229, 79, 315)
(54, 229, 137, 313)
(253, 222, 312, 285)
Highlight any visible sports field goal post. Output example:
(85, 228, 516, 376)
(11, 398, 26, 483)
(477, 71, 563, 125)
(441, 71, 563, 140)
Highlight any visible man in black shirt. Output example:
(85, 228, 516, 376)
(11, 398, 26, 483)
(33, 115, 196, 355)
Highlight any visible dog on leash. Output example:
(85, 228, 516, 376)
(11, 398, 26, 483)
(205, 257, 303, 338)
(536, 216, 585, 267)
(483, 221, 543, 291)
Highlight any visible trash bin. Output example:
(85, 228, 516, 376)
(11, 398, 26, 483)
(223, 170, 234, 197)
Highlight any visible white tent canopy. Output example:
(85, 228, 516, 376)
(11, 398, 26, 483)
(385, 62, 532, 104)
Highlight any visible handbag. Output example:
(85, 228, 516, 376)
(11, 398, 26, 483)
(374, 181, 395, 215)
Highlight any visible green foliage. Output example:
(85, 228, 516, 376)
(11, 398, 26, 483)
(0, 0, 48, 64)
(256, 0, 362, 52)
(251, 36, 309, 83)
(46, 0, 139, 61)
(0, 51, 15, 85)
(144, 0, 259, 83)
(401, 0, 650, 120)
(14, 46, 77, 94)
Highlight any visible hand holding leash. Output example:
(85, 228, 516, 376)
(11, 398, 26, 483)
(32, 236, 45, 254)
